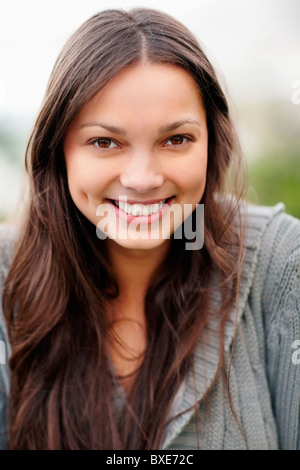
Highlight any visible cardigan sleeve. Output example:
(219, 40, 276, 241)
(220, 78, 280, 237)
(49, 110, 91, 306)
(0, 225, 15, 449)
(261, 212, 300, 449)
(0, 320, 9, 449)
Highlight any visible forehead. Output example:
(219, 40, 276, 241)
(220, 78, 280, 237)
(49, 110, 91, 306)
(73, 62, 206, 127)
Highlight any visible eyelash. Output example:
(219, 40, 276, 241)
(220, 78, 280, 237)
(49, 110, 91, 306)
(90, 138, 120, 149)
(89, 134, 193, 150)
(163, 135, 192, 147)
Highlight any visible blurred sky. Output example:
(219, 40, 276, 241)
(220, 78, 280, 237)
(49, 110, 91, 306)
(1, 0, 300, 113)
(0, 0, 300, 217)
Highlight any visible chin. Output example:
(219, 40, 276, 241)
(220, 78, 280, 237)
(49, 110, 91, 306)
(106, 235, 172, 252)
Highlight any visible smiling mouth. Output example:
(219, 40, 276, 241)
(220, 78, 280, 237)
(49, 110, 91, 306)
(107, 197, 174, 216)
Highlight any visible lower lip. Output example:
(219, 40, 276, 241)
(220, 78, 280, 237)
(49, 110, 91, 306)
(107, 198, 175, 225)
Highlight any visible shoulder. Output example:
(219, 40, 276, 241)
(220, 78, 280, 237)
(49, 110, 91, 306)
(236, 201, 300, 323)
(223, 202, 300, 349)
(0, 224, 18, 276)
(0, 223, 19, 291)
(253, 204, 300, 331)
(237, 202, 299, 286)
(0, 224, 16, 449)
(240, 201, 299, 248)
(242, 202, 300, 289)
(0, 223, 18, 353)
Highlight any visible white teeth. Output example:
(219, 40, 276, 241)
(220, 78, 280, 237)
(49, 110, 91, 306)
(114, 199, 168, 216)
(142, 205, 149, 216)
(125, 202, 132, 214)
(152, 203, 159, 214)
(131, 204, 144, 216)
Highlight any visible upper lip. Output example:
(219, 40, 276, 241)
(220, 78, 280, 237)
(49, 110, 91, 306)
(107, 197, 173, 205)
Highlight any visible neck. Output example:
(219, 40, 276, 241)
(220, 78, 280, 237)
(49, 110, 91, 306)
(104, 240, 171, 390)
(105, 239, 171, 303)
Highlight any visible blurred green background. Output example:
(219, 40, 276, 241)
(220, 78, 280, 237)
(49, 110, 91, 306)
(248, 150, 300, 219)
(241, 100, 300, 219)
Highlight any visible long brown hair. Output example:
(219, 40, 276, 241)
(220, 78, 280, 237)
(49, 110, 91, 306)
(3, 8, 247, 449)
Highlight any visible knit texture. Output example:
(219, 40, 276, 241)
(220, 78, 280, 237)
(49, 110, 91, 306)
(0, 204, 299, 449)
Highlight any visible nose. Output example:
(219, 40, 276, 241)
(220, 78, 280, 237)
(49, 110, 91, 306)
(119, 150, 164, 193)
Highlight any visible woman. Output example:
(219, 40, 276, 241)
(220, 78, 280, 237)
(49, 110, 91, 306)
(0, 8, 299, 450)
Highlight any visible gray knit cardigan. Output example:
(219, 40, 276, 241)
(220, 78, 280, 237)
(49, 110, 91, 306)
(0, 203, 299, 450)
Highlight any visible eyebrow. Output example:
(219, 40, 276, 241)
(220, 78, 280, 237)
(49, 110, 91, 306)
(78, 119, 202, 135)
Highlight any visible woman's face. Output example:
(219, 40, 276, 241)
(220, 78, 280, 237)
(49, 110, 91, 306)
(63, 63, 208, 251)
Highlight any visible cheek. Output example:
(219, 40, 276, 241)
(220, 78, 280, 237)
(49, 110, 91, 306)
(178, 158, 207, 199)
(65, 156, 105, 203)
(65, 162, 107, 225)
(65, 161, 88, 201)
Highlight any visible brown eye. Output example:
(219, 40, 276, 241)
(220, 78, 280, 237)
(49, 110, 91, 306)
(170, 135, 185, 145)
(94, 138, 118, 149)
(164, 135, 189, 147)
